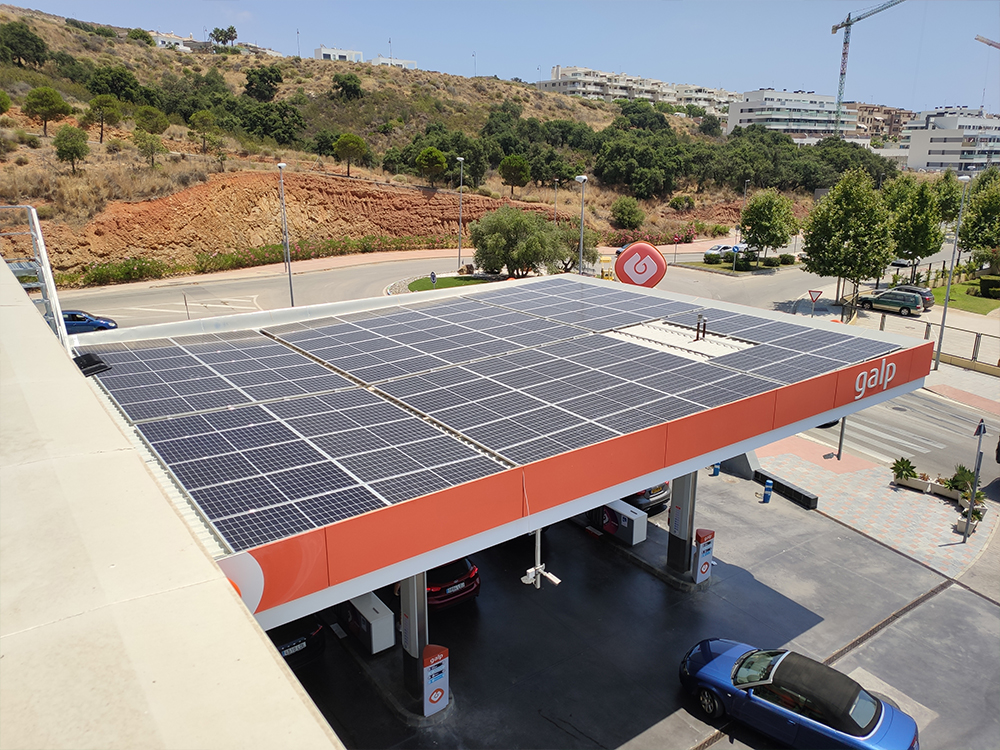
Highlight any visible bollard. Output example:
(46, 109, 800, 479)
(762, 479, 773, 504)
(711, 463, 720, 477)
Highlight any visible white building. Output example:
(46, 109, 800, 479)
(149, 31, 193, 52)
(896, 107, 1000, 173)
(370, 54, 416, 70)
(726, 89, 856, 137)
(535, 66, 738, 114)
(239, 42, 284, 58)
(315, 46, 363, 63)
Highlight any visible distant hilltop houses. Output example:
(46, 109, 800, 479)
(147, 30, 283, 57)
(314, 46, 416, 69)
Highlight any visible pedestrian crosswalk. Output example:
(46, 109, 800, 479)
(799, 390, 994, 466)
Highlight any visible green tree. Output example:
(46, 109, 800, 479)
(880, 174, 917, 215)
(210, 26, 238, 46)
(498, 153, 531, 197)
(87, 65, 143, 103)
(52, 124, 90, 174)
(23, 87, 71, 136)
(890, 182, 944, 281)
(415, 146, 447, 185)
(0, 21, 48, 67)
(132, 129, 167, 167)
(244, 65, 282, 102)
(551, 216, 600, 273)
(934, 169, 962, 224)
(611, 196, 645, 230)
(698, 114, 722, 137)
(0, 90, 10, 114)
(740, 188, 798, 261)
(188, 109, 215, 153)
(801, 168, 894, 293)
(127, 28, 154, 46)
(969, 165, 999, 198)
(312, 129, 339, 157)
(81, 94, 121, 143)
(133, 105, 169, 135)
(959, 178, 1000, 275)
(469, 206, 560, 278)
(333, 133, 367, 177)
(331, 73, 363, 100)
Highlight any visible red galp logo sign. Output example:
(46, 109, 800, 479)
(614, 242, 667, 288)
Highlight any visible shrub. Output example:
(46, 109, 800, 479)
(710, 224, 729, 238)
(892, 457, 917, 481)
(15, 155, 28, 165)
(779, 253, 795, 265)
(105, 138, 124, 154)
(669, 195, 694, 211)
(703, 253, 722, 264)
(721, 251, 735, 264)
(611, 196, 645, 229)
(762, 256, 780, 267)
(734, 258, 753, 272)
(980, 275, 1000, 299)
(81, 257, 170, 286)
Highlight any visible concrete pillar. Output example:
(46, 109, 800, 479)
(400, 573, 428, 698)
(667, 471, 697, 576)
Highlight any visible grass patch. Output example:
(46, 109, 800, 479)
(408, 276, 491, 292)
(933, 281, 1000, 315)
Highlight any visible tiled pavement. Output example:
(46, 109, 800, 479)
(758, 436, 997, 580)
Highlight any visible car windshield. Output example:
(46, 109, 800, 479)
(847, 689, 880, 733)
(732, 649, 785, 686)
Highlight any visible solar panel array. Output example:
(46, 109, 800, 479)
(77, 276, 902, 553)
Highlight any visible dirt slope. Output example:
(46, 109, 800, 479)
(39, 171, 547, 272)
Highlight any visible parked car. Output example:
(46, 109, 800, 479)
(62, 310, 118, 334)
(890, 285, 934, 310)
(622, 481, 671, 515)
(889, 258, 915, 269)
(266, 614, 327, 668)
(679, 638, 919, 750)
(427, 558, 480, 611)
(856, 290, 924, 317)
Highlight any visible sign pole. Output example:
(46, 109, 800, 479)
(964, 420, 986, 543)
(808, 290, 822, 318)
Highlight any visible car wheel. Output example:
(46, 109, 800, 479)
(861, 300, 873, 310)
(698, 688, 725, 719)
(900, 307, 911, 317)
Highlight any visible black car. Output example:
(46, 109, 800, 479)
(622, 481, 671, 515)
(427, 558, 480, 611)
(891, 285, 934, 310)
(266, 615, 326, 667)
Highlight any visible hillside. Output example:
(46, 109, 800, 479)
(0, 4, 842, 276)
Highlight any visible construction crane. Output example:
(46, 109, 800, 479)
(976, 35, 1000, 51)
(832, 0, 906, 137)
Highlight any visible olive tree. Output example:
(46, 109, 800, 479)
(470, 206, 560, 278)
(550, 216, 600, 273)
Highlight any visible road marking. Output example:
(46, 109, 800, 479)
(845, 667, 938, 731)
(850, 416, 948, 449)
(800, 431, 899, 464)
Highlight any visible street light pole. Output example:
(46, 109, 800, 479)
(456, 156, 464, 271)
(553, 178, 558, 223)
(575, 175, 587, 275)
(277, 162, 294, 307)
(737, 179, 749, 244)
(934, 175, 972, 370)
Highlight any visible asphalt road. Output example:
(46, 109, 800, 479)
(58, 255, 829, 329)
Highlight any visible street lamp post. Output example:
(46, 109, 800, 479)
(878, 172, 885, 190)
(737, 179, 749, 244)
(575, 175, 587, 274)
(553, 178, 559, 223)
(456, 156, 464, 271)
(277, 162, 294, 307)
(934, 175, 972, 370)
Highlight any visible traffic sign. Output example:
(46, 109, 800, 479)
(808, 290, 822, 303)
(430, 271, 437, 286)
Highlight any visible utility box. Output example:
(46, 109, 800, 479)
(336, 592, 394, 654)
(693, 528, 715, 584)
(600, 500, 647, 546)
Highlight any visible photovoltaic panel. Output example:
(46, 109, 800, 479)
(367, 418, 446, 444)
(222, 421, 299, 449)
(213, 505, 315, 552)
(510, 405, 583, 434)
(397, 436, 480, 466)
(138, 414, 213, 442)
(338, 447, 424, 482)
(294, 487, 387, 526)
(597, 409, 666, 434)
(244, 441, 326, 474)
(371, 470, 452, 504)
(203, 405, 274, 430)
(170, 452, 259, 489)
(190, 476, 289, 519)
(311, 428, 391, 457)
(429, 402, 503, 430)
(284, 411, 359, 438)
(521, 379, 589, 404)
(268, 461, 357, 500)
(499, 437, 565, 464)
(151, 432, 236, 464)
(437, 456, 507, 484)
(344, 401, 413, 427)
(550, 422, 618, 450)
(465, 419, 541, 450)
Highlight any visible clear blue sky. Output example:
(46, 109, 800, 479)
(22, 0, 1000, 114)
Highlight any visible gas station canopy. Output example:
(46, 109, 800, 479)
(75, 276, 932, 626)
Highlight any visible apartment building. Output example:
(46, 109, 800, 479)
(536, 66, 738, 114)
(370, 54, 417, 70)
(896, 107, 1000, 173)
(726, 89, 856, 136)
(845, 102, 915, 139)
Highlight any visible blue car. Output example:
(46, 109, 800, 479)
(62, 310, 118, 334)
(679, 639, 918, 750)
